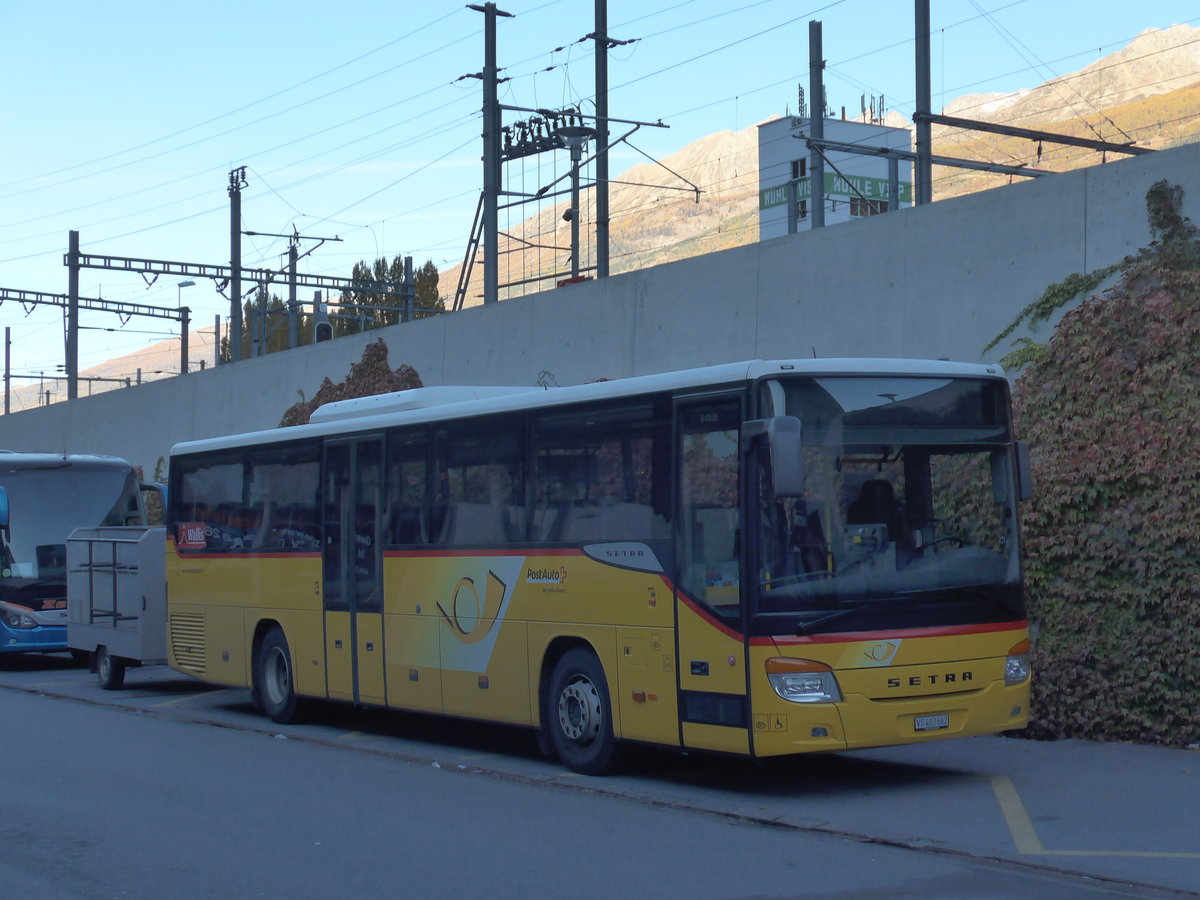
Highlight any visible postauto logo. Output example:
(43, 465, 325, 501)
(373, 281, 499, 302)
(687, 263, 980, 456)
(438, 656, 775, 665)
(526, 565, 567, 585)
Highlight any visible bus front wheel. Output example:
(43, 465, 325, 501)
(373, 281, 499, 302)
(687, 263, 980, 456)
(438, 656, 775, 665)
(256, 627, 304, 724)
(96, 646, 125, 690)
(546, 648, 620, 775)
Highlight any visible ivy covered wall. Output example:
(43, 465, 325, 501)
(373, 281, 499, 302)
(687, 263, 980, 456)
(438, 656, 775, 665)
(1003, 182, 1200, 745)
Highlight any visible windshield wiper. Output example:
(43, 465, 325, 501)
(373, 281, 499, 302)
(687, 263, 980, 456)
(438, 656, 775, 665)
(796, 598, 895, 635)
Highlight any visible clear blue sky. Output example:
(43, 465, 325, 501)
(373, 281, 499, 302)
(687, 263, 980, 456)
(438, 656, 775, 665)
(3, 0, 1198, 395)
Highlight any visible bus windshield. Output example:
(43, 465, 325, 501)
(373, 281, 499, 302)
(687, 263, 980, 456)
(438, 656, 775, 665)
(752, 376, 1024, 635)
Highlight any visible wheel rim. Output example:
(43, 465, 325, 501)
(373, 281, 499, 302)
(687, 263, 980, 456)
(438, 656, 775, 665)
(98, 651, 110, 680)
(557, 674, 602, 745)
(264, 646, 290, 706)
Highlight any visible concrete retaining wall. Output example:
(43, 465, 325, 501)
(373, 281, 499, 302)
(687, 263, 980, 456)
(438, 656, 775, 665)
(3, 140, 1196, 475)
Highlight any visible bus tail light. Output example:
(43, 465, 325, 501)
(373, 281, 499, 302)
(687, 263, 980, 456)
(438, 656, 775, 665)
(766, 658, 842, 703)
(1005, 638, 1031, 686)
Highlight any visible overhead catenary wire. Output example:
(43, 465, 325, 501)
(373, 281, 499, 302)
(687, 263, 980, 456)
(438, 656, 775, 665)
(7, 2, 1192, 268)
(0, 108, 482, 265)
(0, 82, 480, 238)
(0, 8, 475, 199)
(967, 0, 1134, 143)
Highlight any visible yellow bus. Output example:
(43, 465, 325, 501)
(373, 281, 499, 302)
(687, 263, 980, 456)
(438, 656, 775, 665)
(166, 359, 1032, 774)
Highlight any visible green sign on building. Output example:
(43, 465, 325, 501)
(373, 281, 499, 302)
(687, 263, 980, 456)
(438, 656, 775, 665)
(759, 173, 913, 210)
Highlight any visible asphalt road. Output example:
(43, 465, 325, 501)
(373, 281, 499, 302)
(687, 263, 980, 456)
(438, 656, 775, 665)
(1, 653, 1197, 899)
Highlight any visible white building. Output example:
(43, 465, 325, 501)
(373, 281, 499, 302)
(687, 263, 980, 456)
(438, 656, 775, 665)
(758, 116, 913, 239)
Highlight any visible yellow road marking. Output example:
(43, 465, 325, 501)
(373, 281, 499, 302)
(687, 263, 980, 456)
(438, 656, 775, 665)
(990, 776, 1046, 854)
(338, 731, 366, 741)
(990, 775, 1200, 859)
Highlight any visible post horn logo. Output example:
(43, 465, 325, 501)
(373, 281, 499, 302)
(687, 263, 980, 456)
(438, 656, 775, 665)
(862, 640, 901, 666)
(436, 571, 507, 645)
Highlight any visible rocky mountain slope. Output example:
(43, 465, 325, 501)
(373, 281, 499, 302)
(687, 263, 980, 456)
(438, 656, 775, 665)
(944, 24, 1200, 127)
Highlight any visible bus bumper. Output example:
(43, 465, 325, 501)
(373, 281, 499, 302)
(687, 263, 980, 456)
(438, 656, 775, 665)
(0, 622, 68, 655)
(839, 679, 1030, 749)
(751, 679, 1030, 758)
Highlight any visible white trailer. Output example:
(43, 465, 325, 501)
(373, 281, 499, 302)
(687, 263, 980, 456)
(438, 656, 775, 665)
(67, 526, 167, 689)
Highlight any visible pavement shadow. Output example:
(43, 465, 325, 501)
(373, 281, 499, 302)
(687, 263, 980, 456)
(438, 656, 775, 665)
(627, 746, 971, 799)
(0, 651, 87, 672)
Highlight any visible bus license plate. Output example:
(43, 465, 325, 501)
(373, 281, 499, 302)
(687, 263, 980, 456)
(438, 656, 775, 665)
(914, 714, 950, 732)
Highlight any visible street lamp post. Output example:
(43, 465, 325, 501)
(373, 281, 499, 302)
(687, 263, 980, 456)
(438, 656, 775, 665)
(557, 126, 595, 280)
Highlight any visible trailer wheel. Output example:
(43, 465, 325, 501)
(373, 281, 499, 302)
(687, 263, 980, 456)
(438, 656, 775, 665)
(96, 646, 126, 691)
(545, 647, 620, 775)
(256, 626, 304, 724)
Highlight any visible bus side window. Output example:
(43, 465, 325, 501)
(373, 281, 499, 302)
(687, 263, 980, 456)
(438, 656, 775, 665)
(246, 445, 320, 551)
(174, 446, 321, 553)
(386, 429, 427, 545)
(532, 400, 670, 544)
(175, 460, 244, 552)
(434, 416, 525, 545)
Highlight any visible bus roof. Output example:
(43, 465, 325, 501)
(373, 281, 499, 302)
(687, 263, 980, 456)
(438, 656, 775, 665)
(308, 384, 544, 424)
(0, 452, 135, 474)
(170, 358, 1007, 458)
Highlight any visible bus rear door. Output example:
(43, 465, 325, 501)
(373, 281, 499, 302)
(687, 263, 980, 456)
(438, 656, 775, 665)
(323, 437, 386, 705)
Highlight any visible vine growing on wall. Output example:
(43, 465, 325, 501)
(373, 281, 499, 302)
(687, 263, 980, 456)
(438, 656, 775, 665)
(989, 180, 1199, 367)
(1009, 180, 1200, 745)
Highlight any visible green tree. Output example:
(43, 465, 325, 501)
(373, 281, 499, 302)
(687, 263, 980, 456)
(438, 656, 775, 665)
(239, 286, 290, 357)
(373, 255, 406, 328)
(338, 255, 442, 330)
(339, 257, 402, 335)
(415, 259, 444, 318)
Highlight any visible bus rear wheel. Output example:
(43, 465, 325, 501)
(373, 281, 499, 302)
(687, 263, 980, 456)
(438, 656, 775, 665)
(546, 648, 620, 775)
(256, 627, 304, 724)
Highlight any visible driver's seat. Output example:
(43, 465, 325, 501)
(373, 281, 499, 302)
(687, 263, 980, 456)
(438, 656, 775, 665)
(848, 479, 914, 551)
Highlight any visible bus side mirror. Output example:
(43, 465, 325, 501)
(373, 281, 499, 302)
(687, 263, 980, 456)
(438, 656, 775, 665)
(1015, 441, 1033, 502)
(742, 416, 805, 498)
(0, 484, 8, 528)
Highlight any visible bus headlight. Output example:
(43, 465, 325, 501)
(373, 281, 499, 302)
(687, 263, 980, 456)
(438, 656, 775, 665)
(1, 604, 37, 629)
(1005, 639, 1031, 686)
(766, 658, 842, 703)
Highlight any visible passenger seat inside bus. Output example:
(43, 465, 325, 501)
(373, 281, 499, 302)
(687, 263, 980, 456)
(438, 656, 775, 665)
(438, 502, 526, 544)
(557, 502, 658, 543)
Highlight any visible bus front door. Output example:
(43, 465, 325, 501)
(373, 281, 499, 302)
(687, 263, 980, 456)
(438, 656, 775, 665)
(674, 395, 752, 756)
(323, 437, 386, 705)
